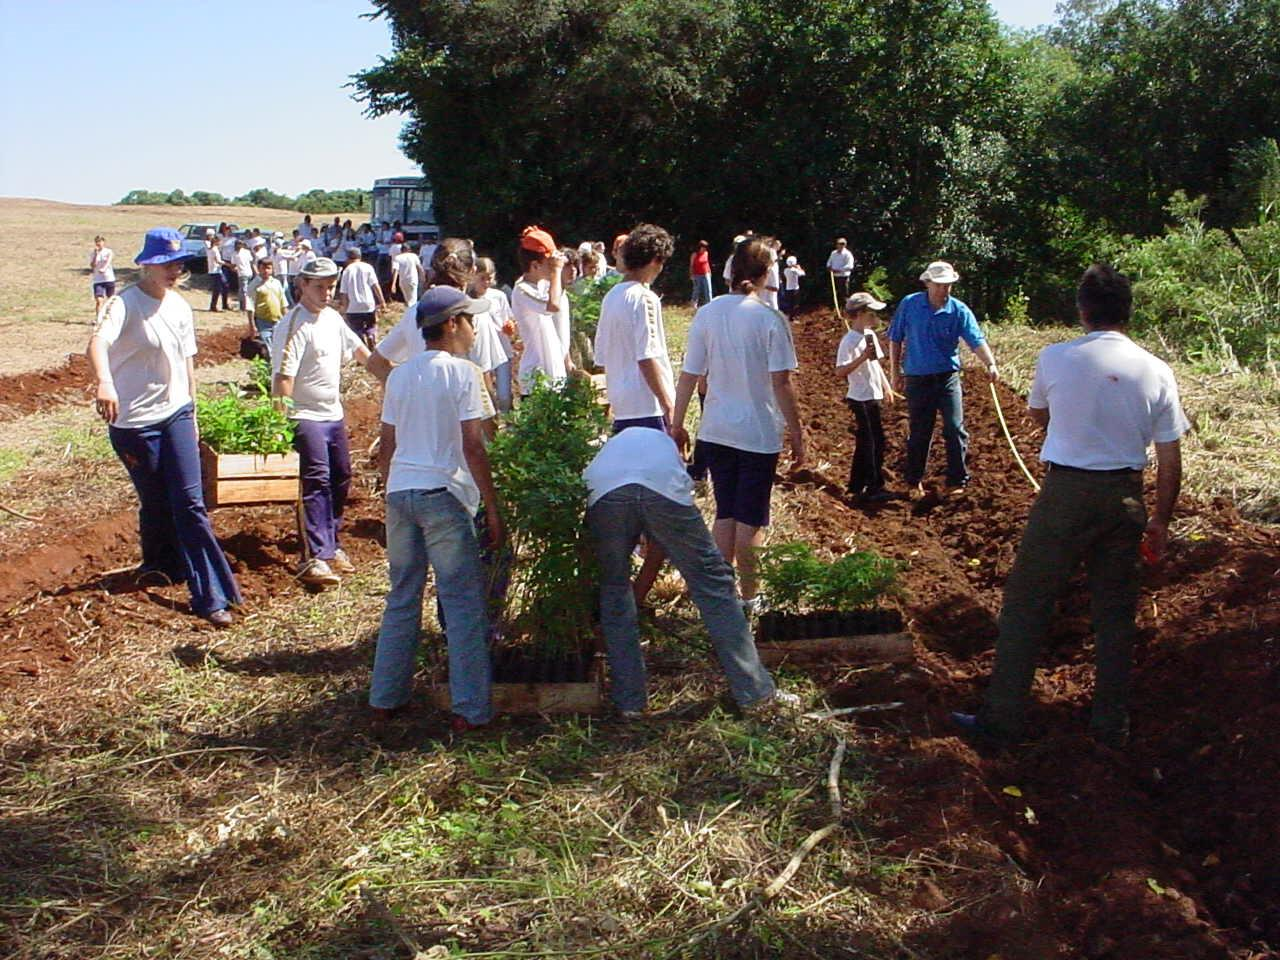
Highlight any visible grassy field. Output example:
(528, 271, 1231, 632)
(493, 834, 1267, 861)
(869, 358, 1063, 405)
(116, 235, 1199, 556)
(0, 199, 316, 377)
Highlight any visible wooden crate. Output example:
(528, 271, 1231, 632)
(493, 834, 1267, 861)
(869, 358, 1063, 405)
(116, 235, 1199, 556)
(429, 658, 606, 715)
(200, 443, 300, 508)
(755, 632, 914, 667)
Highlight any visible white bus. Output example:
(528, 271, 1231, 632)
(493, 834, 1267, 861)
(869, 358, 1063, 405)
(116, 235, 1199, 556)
(371, 177, 439, 242)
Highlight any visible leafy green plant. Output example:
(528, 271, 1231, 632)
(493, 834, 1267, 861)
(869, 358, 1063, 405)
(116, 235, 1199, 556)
(196, 389, 295, 455)
(758, 542, 900, 614)
(566, 274, 622, 341)
(487, 374, 609, 655)
(248, 357, 273, 395)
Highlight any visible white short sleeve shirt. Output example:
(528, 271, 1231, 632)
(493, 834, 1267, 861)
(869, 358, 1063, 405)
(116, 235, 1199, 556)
(271, 305, 365, 422)
(94, 286, 197, 429)
(1030, 330, 1190, 470)
(382, 350, 488, 515)
(681, 294, 798, 454)
(91, 247, 115, 283)
(339, 260, 381, 312)
(594, 280, 674, 420)
(836, 329, 886, 402)
(511, 279, 566, 386)
(481, 287, 515, 354)
(583, 426, 695, 508)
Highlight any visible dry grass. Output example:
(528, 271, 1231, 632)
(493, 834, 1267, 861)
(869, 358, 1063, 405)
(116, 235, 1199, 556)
(0, 199, 305, 377)
(986, 323, 1280, 524)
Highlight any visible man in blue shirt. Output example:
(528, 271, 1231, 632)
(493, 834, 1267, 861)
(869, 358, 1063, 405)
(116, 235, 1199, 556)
(887, 261, 999, 496)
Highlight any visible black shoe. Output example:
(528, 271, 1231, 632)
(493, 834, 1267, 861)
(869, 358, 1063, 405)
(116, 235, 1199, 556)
(862, 488, 894, 503)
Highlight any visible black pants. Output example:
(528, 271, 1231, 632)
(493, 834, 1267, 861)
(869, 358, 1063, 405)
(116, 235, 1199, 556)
(846, 398, 885, 494)
(209, 270, 229, 310)
(833, 274, 850, 305)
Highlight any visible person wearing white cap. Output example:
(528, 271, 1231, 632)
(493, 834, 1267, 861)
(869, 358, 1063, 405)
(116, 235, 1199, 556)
(271, 256, 373, 588)
(826, 238, 855, 304)
(887, 260, 998, 497)
(781, 255, 805, 318)
(836, 292, 892, 501)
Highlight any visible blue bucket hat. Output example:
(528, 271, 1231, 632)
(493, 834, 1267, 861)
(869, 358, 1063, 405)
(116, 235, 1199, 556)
(415, 285, 489, 330)
(135, 227, 187, 265)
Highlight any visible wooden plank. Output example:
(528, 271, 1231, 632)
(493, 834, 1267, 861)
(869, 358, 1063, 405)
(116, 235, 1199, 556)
(429, 682, 604, 715)
(211, 452, 299, 479)
(212, 477, 299, 507)
(755, 631, 914, 667)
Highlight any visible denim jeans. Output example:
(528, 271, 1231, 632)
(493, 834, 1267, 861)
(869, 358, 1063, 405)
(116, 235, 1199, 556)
(494, 361, 513, 413)
(254, 319, 277, 355)
(587, 483, 775, 712)
(292, 419, 351, 560)
(108, 403, 242, 616)
(370, 488, 492, 724)
(209, 270, 229, 310)
(904, 371, 968, 487)
(692, 273, 713, 307)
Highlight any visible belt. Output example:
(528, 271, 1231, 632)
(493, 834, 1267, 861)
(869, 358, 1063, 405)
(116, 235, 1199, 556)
(1047, 462, 1142, 477)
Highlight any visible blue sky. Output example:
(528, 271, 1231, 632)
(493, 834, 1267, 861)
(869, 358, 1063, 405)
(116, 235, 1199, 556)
(0, 0, 1061, 206)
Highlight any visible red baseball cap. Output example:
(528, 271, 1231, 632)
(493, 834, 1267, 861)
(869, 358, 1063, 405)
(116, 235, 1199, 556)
(520, 225, 556, 256)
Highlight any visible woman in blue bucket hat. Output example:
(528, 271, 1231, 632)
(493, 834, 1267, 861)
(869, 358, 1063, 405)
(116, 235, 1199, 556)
(86, 228, 242, 627)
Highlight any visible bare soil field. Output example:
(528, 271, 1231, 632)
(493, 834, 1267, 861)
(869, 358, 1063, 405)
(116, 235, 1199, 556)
(0, 287, 1276, 957)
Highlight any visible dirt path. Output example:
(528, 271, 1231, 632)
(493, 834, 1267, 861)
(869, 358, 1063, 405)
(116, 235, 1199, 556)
(1, 307, 1276, 957)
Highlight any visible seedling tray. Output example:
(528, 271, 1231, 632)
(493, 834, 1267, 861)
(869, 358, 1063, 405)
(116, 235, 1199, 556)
(754, 609, 912, 665)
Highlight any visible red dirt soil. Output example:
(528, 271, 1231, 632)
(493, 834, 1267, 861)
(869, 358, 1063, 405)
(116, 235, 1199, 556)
(1, 307, 1277, 957)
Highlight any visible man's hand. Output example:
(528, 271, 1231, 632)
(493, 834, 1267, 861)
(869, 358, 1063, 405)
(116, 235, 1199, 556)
(95, 382, 119, 424)
(485, 510, 506, 551)
(789, 431, 807, 470)
(670, 424, 690, 457)
(987, 362, 1000, 383)
(1142, 518, 1168, 564)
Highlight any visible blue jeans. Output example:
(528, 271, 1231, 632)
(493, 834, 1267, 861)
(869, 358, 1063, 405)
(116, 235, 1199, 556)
(254, 319, 277, 355)
(692, 274, 713, 307)
(587, 483, 775, 712)
(209, 270, 229, 310)
(494, 361, 513, 413)
(904, 372, 968, 487)
(108, 403, 242, 616)
(370, 489, 492, 724)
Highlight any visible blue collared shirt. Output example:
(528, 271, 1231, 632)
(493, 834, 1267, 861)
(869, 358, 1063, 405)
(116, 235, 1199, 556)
(887, 291, 985, 375)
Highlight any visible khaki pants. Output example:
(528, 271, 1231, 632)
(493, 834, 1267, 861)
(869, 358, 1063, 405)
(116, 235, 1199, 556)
(980, 466, 1146, 742)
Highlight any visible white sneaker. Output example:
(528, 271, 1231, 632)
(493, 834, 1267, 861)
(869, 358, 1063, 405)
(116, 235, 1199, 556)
(743, 689, 802, 719)
(297, 558, 341, 587)
(742, 595, 766, 618)
(330, 548, 355, 573)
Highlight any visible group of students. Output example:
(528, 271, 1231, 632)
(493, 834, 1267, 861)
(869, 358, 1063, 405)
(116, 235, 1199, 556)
(85, 221, 1189, 745)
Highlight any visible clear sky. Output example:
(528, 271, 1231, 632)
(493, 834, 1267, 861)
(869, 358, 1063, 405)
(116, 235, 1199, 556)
(0, 0, 1061, 206)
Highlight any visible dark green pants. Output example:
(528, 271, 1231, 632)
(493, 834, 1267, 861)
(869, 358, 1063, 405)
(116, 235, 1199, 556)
(980, 466, 1146, 742)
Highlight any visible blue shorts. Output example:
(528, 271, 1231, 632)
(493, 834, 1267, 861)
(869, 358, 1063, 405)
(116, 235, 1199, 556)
(93, 282, 115, 298)
(701, 440, 779, 528)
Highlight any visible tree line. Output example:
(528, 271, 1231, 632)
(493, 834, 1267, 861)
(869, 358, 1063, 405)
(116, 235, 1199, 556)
(354, 0, 1280, 367)
(116, 187, 370, 216)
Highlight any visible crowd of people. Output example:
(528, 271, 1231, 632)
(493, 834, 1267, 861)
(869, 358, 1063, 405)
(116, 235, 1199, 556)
(85, 221, 1189, 745)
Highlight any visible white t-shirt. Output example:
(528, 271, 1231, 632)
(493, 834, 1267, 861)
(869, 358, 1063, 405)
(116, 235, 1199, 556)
(468, 308, 508, 374)
(554, 291, 571, 362)
(682, 294, 798, 454)
(783, 266, 805, 291)
(271, 304, 365, 422)
(1030, 330, 1190, 471)
(339, 260, 380, 312)
(594, 280, 673, 420)
(234, 248, 254, 279)
(480, 287, 515, 355)
(393, 251, 422, 291)
(382, 350, 488, 515)
(584, 426, 695, 508)
(375, 302, 424, 366)
(220, 236, 238, 265)
(836, 328, 886, 402)
(91, 247, 115, 283)
(764, 261, 780, 310)
(205, 241, 222, 274)
(273, 244, 296, 277)
(94, 285, 197, 429)
(826, 248, 855, 275)
(511, 278, 567, 386)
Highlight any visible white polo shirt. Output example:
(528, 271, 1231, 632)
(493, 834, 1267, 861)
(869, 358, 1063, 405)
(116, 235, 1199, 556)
(594, 280, 673, 420)
(271, 305, 365, 422)
(1030, 330, 1190, 471)
(94, 285, 198, 429)
(382, 350, 488, 515)
(682, 294, 798, 454)
(584, 426, 694, 508)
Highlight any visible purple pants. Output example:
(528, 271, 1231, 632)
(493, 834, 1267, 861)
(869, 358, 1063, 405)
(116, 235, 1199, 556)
(293, 418, 351, 560)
